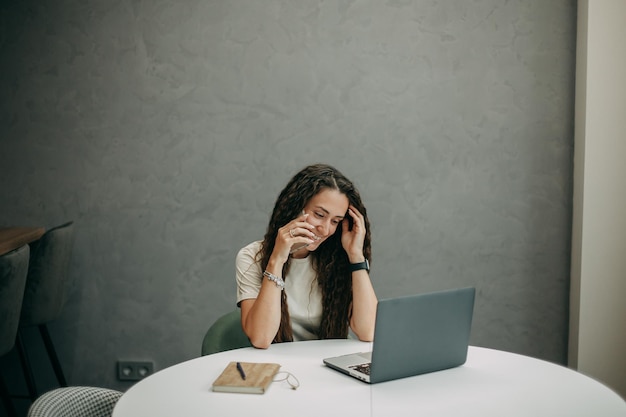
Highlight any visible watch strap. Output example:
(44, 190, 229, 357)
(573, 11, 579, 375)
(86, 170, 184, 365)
(349, 259, 369, 272)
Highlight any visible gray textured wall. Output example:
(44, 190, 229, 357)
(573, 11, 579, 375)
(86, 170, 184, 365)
(1, 0, 575, 394)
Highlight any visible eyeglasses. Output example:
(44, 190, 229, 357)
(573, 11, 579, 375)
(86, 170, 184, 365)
(273, 371, 300, 390)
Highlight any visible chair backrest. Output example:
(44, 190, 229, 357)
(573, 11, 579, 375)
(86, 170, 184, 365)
(201, 310, 251, 356)
(0, 245, 30, 355)
(20, 221, 75, 326)
(27, 386, 123, 417)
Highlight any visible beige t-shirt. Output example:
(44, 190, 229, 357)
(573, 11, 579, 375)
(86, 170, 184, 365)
(236, 241, 322, 341)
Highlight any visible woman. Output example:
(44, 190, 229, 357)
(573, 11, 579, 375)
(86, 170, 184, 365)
(236, 164, 378, 349)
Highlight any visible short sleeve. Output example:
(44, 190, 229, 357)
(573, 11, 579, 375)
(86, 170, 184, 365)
(235, 241, 264, 306)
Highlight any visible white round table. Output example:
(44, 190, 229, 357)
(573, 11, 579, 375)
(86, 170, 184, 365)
(112, 340, 626, 417)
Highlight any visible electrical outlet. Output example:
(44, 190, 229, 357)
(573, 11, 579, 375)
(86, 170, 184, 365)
(117, 361, 154, 381)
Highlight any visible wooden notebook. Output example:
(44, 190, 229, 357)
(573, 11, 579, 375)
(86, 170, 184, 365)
(212, 362, 281, 394)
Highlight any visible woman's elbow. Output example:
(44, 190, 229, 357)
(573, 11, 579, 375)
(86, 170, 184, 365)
(248, 334, 273, 349)
(355, 330, 374, 342)
(351, 323, 375, 342)
(350, 321, 374, 342)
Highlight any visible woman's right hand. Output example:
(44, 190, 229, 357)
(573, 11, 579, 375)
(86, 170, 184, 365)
(272, 212, 316, 263)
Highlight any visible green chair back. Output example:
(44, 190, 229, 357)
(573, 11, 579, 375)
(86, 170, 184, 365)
(201, 310, 251, 356)
(0, 245, 29, 355)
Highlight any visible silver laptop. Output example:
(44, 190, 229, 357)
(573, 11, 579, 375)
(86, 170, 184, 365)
(323, 287, 475, 384)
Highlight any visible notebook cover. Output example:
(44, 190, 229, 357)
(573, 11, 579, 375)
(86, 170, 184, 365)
(212, 362, 281, 394)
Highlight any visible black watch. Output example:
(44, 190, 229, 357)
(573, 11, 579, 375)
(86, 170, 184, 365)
(349, 259, 369, 273)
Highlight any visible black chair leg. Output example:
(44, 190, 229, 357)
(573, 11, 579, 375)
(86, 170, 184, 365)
(16, 330, 39, 401)
(0, 373, 18, 417)
(39, 324, 67, 387)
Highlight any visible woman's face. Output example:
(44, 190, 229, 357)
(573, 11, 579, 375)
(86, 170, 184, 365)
(301, 188, 349, 251)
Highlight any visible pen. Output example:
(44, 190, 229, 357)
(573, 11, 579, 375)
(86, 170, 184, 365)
(236, 362, 246, 380)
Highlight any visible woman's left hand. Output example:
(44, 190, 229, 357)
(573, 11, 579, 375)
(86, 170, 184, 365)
(341, 205, 366, 262)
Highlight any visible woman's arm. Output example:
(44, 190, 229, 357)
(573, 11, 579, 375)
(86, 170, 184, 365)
(240, 214, 316, 348)
(240, 258, 284, 349)
(342, 206, 378, 341)
(348, 266, 377, 341)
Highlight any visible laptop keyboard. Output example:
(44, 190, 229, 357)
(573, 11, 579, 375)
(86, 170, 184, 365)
(349, 362, 371, 375)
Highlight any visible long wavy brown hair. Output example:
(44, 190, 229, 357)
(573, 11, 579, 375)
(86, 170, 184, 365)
(257, 164, 371, 343)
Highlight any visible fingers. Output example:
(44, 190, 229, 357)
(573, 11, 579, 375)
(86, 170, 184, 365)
(342, 206, 366, 258)
(281, 213, 317, 246)
(286, 217, 317, 242)
(347, 206, 365, 231)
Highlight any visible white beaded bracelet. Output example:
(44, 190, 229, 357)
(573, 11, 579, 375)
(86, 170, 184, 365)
(263, 270, 285, 290)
